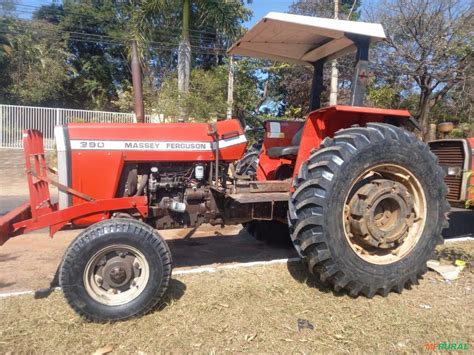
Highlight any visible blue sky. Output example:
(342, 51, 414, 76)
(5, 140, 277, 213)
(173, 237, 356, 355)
(15, 0, 385, 27)
(17, 0, 295, 27)
(245, 0, 294, 28)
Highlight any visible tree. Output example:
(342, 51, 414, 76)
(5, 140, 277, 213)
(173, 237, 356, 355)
(0, 19, 12, 62)
(0, 0, 16, 18)
(2, 19, 71, 105)
(35, 1, 183, 110)
(31, 1, 131, 109)
(371, 0, 473, 140)
(116, 60, 259, 122)
(289, 0, 361, 18)
(232, 58, 267, 119)
(176, 0, 250, 95)
(141, 0, 250, 119)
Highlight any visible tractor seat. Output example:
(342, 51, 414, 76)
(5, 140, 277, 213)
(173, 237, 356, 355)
(266, 126, 304, 158)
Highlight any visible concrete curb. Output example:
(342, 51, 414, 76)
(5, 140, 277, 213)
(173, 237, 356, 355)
(1, 237, 472, 299)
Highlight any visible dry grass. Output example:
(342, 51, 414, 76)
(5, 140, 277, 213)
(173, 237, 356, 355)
(0, 242, 473, 354)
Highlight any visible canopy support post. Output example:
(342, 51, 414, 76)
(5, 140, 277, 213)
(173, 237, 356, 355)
(348, 34, 370, 107)
(309, 58, 325, 112)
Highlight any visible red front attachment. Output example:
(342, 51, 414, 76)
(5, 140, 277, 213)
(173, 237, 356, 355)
(24, 130, 57, 219)
(0, 130, 56, 245)
(0, 130, 148, 246)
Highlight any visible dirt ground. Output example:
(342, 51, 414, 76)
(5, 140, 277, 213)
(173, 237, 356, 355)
(0, 241, 472, 353)
(0, 150, 296, 293)
(1, 150, 474, 352)
(0, 225, 297, 293)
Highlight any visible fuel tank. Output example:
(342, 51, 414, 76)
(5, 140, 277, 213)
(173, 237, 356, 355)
(54, 119, 247, 211)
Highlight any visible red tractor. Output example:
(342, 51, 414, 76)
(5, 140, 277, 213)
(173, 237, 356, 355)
(0, 13, 450, 322)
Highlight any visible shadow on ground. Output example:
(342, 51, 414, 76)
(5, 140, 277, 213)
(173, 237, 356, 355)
(436, 245, 473, 262)
(443, 209, 474, 239)
(0, 200, 471, 295)
(167, 228, 298, 269)
(0, 195, 29, 215)
(285, 259, 350, 297)
(158, 279, 187, 310)
(21, 228, 296, 298)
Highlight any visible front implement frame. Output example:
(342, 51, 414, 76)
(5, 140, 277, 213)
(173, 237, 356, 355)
(0, 130, 148, 245)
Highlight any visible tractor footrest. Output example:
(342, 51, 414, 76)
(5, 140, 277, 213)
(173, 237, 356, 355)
(229, 192, 290, 204)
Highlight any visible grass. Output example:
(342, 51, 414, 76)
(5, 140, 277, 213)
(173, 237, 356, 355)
(0, 242, 473, 353)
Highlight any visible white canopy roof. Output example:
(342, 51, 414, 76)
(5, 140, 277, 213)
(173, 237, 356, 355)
(228, 12, 386, 65)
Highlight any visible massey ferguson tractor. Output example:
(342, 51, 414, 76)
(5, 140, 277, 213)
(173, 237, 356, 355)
(0, 13, 451, 322)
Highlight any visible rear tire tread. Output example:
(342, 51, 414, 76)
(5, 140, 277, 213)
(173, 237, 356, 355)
(288, 124, 449, 298)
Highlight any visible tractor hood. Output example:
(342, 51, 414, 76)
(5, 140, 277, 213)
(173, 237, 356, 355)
(228, 12, 386, 65)
(54, 119, 247, 210)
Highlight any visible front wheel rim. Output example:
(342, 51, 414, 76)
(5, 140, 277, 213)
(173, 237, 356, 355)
(84, 244, 150, 306)
(343, 164, 427, 265)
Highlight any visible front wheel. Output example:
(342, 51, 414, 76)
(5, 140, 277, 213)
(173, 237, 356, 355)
(288, 123, 449, 297)
(59, 219, 172, 322)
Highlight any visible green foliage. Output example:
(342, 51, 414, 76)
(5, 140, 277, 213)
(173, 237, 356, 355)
(366, 78, 403, 109)
(113, 78, 160, 114)
(233, 58, 267, 117)
(0, 0, 251, 112)
(52, 1, 131, 109)
(289, 0, 362, 19)
(430, 83, 473, 126)
(153, 63, 259, 121)
(371, 0, 473, 139)
(2, 20, 71, 104)
(187, 67, 228, 119)
(0, 30, 11, 60)
(142, 0, 252, 41)
(113, 58, 261, 122)
(450, 128, 464, 138)
(154, 67, 230, 121)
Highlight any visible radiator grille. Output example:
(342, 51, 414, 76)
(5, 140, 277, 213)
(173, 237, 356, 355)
(429, 141, 465, 201)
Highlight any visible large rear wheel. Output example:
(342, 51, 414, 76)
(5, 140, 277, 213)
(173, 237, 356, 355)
(288, 123, 449, 297)
(59, 219, 172, 322)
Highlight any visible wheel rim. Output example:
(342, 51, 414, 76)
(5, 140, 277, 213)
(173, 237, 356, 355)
(343, 164, 427, 265)
(84, 244, 150, 306)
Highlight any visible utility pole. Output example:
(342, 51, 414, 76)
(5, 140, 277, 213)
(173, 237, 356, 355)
(131, 40, 145, 123)
(226, 56, 234, 119)
(329, 0, 339, 106)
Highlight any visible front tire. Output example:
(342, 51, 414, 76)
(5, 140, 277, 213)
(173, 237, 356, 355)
(288, 123, 449, 297)
(59, 219, 172, 322)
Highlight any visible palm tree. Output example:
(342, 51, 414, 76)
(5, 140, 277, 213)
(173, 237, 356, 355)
(142, 0, 250, 118)
(178, 0, 191, 95)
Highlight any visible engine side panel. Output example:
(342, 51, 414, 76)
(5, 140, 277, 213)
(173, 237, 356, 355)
(55, 119, 246, 225)
(66, 119, 246, 162)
